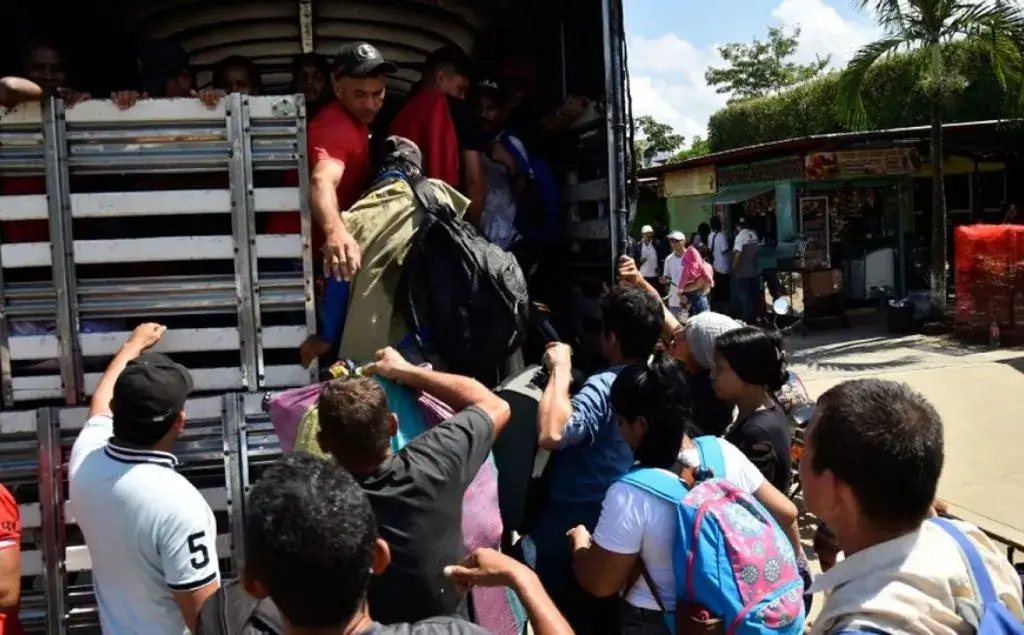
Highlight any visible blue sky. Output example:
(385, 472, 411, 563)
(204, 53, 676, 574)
(624, 0, 882, 143)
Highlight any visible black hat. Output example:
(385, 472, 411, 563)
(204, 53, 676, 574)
(382, 136, 423, 172)
(475, 78, 502, 99)
(112, 352, 193, 436)
(332, 42, 397, 78)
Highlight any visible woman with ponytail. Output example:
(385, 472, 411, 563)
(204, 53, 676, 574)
(569, 351, 805, 634)
(713, 326, 793, 493)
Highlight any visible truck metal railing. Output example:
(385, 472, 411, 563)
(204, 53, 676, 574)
(0, 95, 316, 409)
(0, 393, 275, 634)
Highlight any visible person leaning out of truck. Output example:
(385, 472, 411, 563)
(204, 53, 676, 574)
(0, 485, 22, 635)
(297, 42, 396, 366)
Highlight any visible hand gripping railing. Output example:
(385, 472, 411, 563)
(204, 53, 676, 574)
(0, 95, 316, 408)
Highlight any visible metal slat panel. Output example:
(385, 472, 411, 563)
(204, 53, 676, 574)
(0, 411, 36, 435)
(62, 96, 299, 125)
(0, 243, 51, 268)
(14, 368, 245, 402)
(73, 237, 235, 264)
(0, 195, 47, 220)
(58, 395, 225, 430)
(255, 235, 302, 259)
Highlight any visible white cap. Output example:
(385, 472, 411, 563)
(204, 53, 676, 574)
(667, 230, 686, 242)
(641, 225, 654, 234)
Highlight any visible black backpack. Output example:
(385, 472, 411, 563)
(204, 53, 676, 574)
(399, 174, 529, 374)
(196, 580, 284, 635)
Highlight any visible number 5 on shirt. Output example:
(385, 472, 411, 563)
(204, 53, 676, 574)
(187, 531, 211, 570)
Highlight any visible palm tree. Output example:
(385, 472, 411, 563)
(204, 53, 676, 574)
(838, 0, 1024, 316)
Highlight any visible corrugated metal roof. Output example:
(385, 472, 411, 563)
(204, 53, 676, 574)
(638, 119, 1012, 178)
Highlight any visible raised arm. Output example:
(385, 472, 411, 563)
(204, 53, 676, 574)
(537, 342, 575, 449)
(618, 256, 681, 341)
(364, 347, 510, 436)
(90, 323, 167, 419)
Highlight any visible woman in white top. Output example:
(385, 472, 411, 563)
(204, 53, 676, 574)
(569, 352, 807, 635)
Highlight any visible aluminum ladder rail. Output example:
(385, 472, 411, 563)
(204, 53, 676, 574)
(0, 95, 317, 408)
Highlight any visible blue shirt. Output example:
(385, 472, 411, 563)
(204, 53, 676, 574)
(546, 366, 634, 505)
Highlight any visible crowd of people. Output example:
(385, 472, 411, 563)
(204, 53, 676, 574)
(1, 32, 1023, 635)
(0, 252, 1016, 634)
(633, 212, 767, 326)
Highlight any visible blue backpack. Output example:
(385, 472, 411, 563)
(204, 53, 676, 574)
(621, 436, 805, 635)
(841, 517, 1024, 635)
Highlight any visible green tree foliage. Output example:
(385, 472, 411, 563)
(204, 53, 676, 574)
(707, 39, 1016, 153)
(671, 135, 712, 162)
(634, 115, 686, 167)
(705, 26, 831, 102)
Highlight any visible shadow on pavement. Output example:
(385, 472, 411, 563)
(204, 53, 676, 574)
(996, 355, 1024, 375)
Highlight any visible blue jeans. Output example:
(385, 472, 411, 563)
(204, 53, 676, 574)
(685, 291, 710, 315)
(733, 276, 759, 324)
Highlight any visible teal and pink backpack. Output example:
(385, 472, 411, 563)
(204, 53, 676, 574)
(620, 436, 805, 634)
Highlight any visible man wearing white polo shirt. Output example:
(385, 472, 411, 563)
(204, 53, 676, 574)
(69, 323, 220, 635)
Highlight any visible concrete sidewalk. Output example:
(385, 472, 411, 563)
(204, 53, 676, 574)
(787, 321, 1024, 539)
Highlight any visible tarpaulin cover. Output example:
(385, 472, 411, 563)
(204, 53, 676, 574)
(954, 224, 1024, 333)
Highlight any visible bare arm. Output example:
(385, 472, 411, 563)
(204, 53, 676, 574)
(309, 160, 346, 237)
(172, 581, 220, 634)
(0, 547, 19, 613)
(0, 77, 42, 109)
(445, 549, 572, 635)
(572, 540, 637, 598)
(462, 149, 487, 228)
(752, 481, 803, 559)
(618, 256, 682, 341)
(510, 564, 574, 635)
(374, 350, 511, 436)
(537, 362, 574, 450)
(90, 323, 167, 419)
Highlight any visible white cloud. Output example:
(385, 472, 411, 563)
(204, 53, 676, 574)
(628, 0, 882, 142)
(627, 34, 728, 140)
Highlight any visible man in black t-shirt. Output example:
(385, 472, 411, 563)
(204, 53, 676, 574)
(315, 348, 511, 625)
(234, 454, 572, 635)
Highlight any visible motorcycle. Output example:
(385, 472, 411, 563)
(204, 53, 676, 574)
(766, 296, 807, 336)
(770, 365, 815, 500)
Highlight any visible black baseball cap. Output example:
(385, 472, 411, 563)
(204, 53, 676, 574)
(112, 353, 193, 441)
(332, 42, 397, 78)
(474, 78, 502, 100)
(382, 136, 423, 171)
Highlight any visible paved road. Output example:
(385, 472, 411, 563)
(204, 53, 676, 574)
(788, 320, 1024, 542)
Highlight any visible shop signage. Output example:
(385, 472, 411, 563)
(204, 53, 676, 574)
(804, 147, 922, 180)
(662, 165, 716, 197)
(717, 156, 804, 188)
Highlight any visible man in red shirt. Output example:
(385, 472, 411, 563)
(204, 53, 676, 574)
(308, 42, 395, 282)
(0, 485, 22, 635)
(389, 47, 487, 227)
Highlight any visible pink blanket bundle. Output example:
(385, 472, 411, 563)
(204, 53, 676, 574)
(681, 245, 714, 289)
